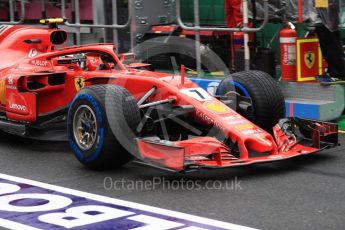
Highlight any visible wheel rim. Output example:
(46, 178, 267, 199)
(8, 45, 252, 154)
(225, 81, 256, 122)
(73, 105, 98, 151)
(228, 81, 250, 97)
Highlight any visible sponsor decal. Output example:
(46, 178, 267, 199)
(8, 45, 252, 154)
(241, 130, 261, 135)
(0, 80, 6, 104)
(196, 110, 225, 132)
(74, 77, 85, 91)
(28, 48, 38, 58)
(9, 103, 26, 111)
(0, 174, 256, 230)
(222, 115, 243, 121)
(30, 60, 49, 67)
(241, 129, 265, 136)
(226, 120, 246, 125)
(6, 85, 16, 90)
(241, 130, 257, 135)
(204, 102, 230, 114)
(234, 124, 254, 131)
(180, 88, 212, 101)
(222, 115, 247, 126)
(7, 75, 13, 85)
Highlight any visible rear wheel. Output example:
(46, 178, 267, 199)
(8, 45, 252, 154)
(67, 84, 141, 170)
(217, 71, 286, 132)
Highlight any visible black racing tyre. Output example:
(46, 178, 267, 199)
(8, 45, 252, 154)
(67, 84, 141, 170)
(216, 70, 286, 132)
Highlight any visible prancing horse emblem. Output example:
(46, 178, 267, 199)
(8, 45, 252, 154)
(74, 77, 85, 91)
(304, 51, 315, 69)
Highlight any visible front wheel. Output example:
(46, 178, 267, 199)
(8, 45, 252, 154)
(67, 84, 141, 170)
(217, 71, 286, 132)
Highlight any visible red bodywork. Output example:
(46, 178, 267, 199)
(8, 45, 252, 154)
(0, 25, 338, 172)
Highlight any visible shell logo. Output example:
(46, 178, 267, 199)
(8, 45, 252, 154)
(204, 101, 230, 114)
(0, 80, 6, 104)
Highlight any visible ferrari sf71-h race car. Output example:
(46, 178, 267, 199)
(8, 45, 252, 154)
(0, 19, 338, 172)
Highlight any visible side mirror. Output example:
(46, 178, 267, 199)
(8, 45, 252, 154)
(119, 53, 135, 62)
(50, 30, 67, 45)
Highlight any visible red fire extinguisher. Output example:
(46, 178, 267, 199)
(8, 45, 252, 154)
(280, 24, 297, 81)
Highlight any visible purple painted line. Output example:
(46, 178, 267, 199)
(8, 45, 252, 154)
(0, 174, 257, 230)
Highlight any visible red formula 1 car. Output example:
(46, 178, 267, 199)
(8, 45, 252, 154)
(0, 20, 338, 172)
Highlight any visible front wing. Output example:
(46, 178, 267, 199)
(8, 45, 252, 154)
(136, 118, 338, 172)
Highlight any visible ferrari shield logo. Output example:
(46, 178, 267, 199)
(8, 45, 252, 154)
(75, 77, 85, 91)
(304, 51, 315, 69)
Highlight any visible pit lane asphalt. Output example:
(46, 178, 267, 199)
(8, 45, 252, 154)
(0, 132, 344, 230)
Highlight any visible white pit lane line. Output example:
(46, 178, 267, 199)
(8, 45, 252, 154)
(0, 173, 258, 230)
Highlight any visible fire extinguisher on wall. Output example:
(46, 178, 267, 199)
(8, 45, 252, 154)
(280, 23, 297, 81)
